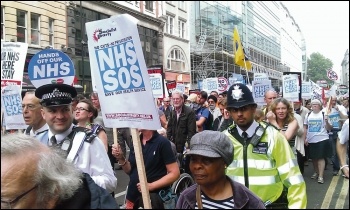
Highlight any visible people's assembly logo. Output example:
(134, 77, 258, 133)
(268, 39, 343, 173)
(92, 28, 117, 42)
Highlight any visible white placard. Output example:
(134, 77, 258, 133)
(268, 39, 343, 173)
(149, 73, 163, 98)
(85, 14, 161, 129)
(1, 85, 27, 129)
(310, 80, 322, 100)
(282, 74, 299, 102)
(202, 78, 218, 93)
(253, 73, 269, 81)
(301, 81, 312, 99)
(176, 83, 185, 94)
(1, 42, 28, 90)
(252, 80, 272, 105)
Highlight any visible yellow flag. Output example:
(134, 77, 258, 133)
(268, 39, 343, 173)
(233, 27, 252, 70)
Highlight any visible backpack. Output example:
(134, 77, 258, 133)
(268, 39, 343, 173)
(200, 108, 214, 130)
(306, 111, 324, 121)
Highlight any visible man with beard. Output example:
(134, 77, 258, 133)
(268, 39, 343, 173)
(224, 83, 306, 209)
(166, 89, 196, 154)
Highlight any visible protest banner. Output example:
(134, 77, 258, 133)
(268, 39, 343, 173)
(176, 83, 185, 94)
(310, 80, 322, 100)
(86, 14, 160, 208)
(28, 49, 75, 88)
(202, 78, 218, 93)
(328, 112, 340, 129)
(1, 85, 27, 130)
(229, 73, 245, 85)
(148, 65, 165, 98)
(282, 74, 299, 102)
(1, 42, 28, 90)
(166, 80, 177, 97)
(301, 81, 312, 99)
(149, 73, 163, 98)
(252, 80, 272, 106)
(253, 73, 269, 81)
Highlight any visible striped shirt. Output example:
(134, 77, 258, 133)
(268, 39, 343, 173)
(195, 191, 235, 209)
(281, 124, 295, 147)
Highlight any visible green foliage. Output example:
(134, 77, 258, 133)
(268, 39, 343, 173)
(307, 52, 333, 83)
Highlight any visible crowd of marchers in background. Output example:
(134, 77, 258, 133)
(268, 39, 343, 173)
(1, 83, 349, 209)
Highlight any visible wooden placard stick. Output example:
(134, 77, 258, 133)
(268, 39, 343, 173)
(326, 97, 332, 115)
(113, 128, 118, 146)
(130, 128, 151, 209)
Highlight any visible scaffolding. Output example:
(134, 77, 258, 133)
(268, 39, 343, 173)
(190, 2, 245, 86)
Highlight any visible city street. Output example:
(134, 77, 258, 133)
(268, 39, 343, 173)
(113, 154, 349, 209)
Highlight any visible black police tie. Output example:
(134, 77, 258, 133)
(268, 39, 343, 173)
(50, 135, 57, 146)
(242, 131, 248, 139)
(242, 131, 249, 188)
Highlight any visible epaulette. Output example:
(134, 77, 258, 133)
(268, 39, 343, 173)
(72, 127, 96, 143)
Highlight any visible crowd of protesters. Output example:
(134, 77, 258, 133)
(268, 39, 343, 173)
(1, 82, 349, 209)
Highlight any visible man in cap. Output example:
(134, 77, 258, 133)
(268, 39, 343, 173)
(223, 83, 307, 209)
(34, 84, 117, 193)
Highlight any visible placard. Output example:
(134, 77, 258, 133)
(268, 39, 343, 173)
(1, 42, 28, 90)
(253, 73, 269, 81)
(202, 78, 218, 93)
(282, 74, 299, 102)
(149, 73, 163, 98)
(166, 80, 177, 97)
(301, 81, 312, 99)
(252, 80, 272, 105)
(1, 85, 27, 129)
(28, 49, 75, 88)
(86, 14, 161, 130)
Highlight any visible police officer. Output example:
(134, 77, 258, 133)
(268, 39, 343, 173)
(35, 83, 117, 194)
(224, 83, 307, 209)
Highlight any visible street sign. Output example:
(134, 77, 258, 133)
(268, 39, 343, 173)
(327, 69, 338, 81)
(217, 77, 229, 92)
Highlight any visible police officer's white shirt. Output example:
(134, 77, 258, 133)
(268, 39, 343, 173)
(304, 111, 329, 144)
(41, 124, 117, 193)
(236, 120, 259, 138)
(338, 119, 349, 145)
(25, 123, 49, 137)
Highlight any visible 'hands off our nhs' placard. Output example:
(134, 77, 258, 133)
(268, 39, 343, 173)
(86, 14, 160, 130)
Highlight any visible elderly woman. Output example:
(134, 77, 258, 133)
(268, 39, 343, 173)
(302, 99, 333, 184)
(176, 131, 265, 209)
(74, 99, 108, 152)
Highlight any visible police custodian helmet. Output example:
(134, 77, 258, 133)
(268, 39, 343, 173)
(226, 83, 256, 108)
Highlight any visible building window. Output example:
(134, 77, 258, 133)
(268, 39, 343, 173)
(167, 15, 174, 35)
(1, 7, 4, 40)
(31, 13, 40, 45)
(178, 1, 186, 10)
(16, 10, 27, 43)
(167, 48, 186, 71)
(178, 20, 185, 38)
(145, 1, 153, 12)
(49, 18, 54, 47)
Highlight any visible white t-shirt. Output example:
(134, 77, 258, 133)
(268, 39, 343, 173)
(304, 111, 329, 143)
(338, 119, 349, 145)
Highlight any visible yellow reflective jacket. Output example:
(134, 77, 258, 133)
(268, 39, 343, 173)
(224, 122, 307, 209)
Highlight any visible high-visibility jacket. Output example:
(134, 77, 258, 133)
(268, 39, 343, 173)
(224, 122, 307, 209)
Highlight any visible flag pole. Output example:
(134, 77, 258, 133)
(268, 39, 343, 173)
(243, 59, 250, 85)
